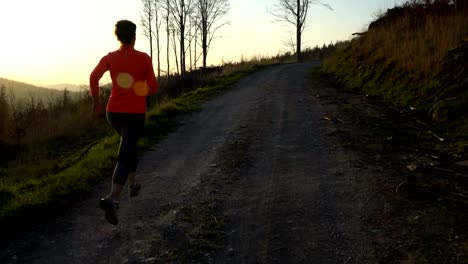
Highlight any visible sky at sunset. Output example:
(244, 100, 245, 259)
(0, 0, 406, 87)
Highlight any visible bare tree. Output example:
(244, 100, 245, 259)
(195, 0, 230, 69)
(187, 13, 201, 71)
(269, 0, 331, 62)
(141, 0, 164, 80)
(169, 0, 195, 79)
(154, 0, 164, 80)
(188, 15, 195, 71)
(193, 17, 199, 70)
(164, 0, 171, 80)
(141, 0, 155, 59)
(171, 26, 181, 76)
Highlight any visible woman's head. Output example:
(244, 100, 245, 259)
(115, 20, 136, 45)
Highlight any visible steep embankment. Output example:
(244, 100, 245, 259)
(323, 3, 468, 152)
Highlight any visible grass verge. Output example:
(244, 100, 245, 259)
(0, 65, 263, 240)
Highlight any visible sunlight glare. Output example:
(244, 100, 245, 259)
(133, 81, 149, 96)
(116, 72, 134, 89)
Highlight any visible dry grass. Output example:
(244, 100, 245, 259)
(362, 10, 468, 78)
(324, 5, 468, 105)
(323, 3, 468, 151)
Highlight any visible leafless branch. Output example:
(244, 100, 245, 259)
(268, 0, 331, 61)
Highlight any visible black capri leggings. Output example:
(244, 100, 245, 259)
(107, 112, 145, 185)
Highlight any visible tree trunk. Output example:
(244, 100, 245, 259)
(202, 29, 208, 68)
(172, 29, 180, 76)
(150, 35, 153, 59)
(189, 28, 192, 71)
(155, 6, 161, 80)
(296, 0, 301, 62)
(180, 22, 185, 77)
(166, 0, 170, 81)
(194, 31, 197, 70)
(149, 14, 153, 59)
(296, 25, 301, 62)
(179, 0, 186, 79)
(157, 37, 161, 80)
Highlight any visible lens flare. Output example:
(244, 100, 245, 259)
(116, 72, 134, 89)
(133, 81, 149, 96)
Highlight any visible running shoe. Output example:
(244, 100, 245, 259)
(99, 197, 119, 225)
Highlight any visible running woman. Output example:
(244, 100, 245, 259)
(90, 20, 158, 225)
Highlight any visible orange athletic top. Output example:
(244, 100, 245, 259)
(90, 45, 158, 113)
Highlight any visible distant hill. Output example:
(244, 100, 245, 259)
(46, 83, 84, 92)
(0, 77, 83, 103)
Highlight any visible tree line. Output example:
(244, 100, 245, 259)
(140, 0, 230, 82)
(140, 0, 334, 76)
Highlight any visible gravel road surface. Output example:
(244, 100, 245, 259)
(2, 63, 401, 263)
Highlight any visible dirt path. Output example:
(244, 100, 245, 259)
(2, 63, 464, 263)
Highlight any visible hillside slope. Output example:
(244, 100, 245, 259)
(323, 2, 468, 152)
(0, 77, 80, 102)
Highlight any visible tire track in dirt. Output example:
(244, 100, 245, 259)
(214, 63, 371, 263)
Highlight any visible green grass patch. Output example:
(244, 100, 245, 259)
(0, 65, 262, 239)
